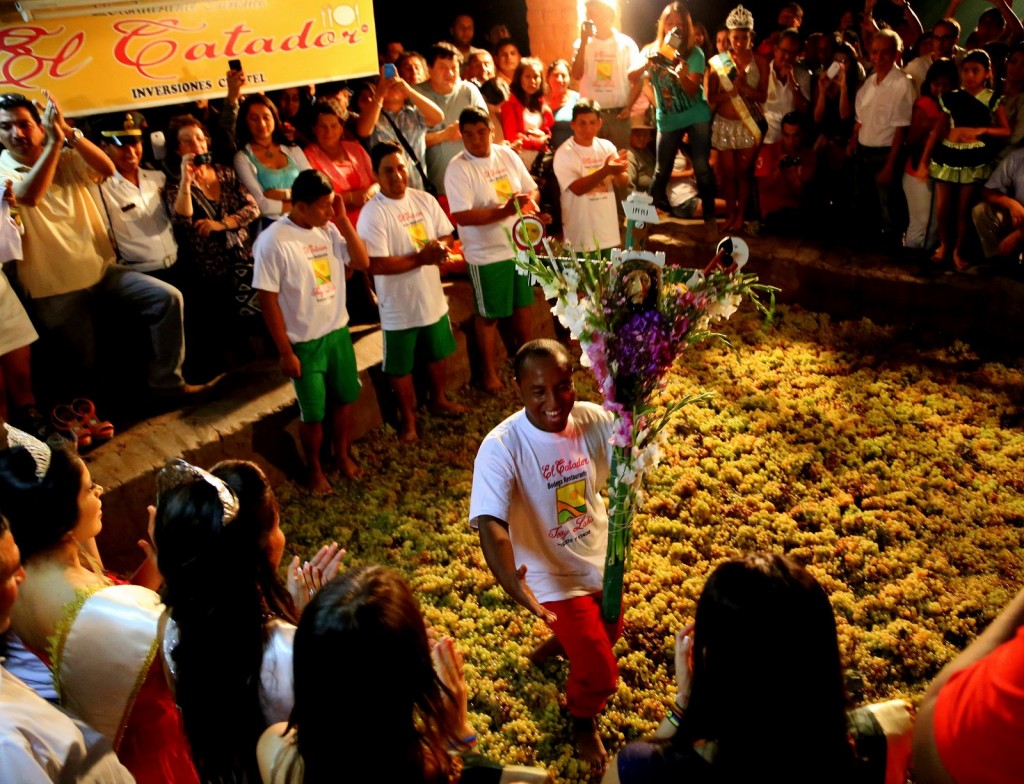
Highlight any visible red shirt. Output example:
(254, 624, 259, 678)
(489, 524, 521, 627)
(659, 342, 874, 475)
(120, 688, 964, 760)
(933, 624, 1024, 784)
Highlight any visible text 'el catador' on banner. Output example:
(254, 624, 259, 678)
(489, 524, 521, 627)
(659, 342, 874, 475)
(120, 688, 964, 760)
(0, 0, 378, 115)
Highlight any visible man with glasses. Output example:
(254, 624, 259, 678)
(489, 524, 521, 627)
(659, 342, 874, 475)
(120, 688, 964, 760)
(905, 18, 963, 90)
(762, 29, 810, 146)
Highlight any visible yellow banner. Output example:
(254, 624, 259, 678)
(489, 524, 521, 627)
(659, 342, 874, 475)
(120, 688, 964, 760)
(0, 0, 378, 115)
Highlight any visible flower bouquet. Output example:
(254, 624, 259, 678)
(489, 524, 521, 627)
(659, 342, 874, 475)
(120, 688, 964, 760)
(515, 230, 776, 622)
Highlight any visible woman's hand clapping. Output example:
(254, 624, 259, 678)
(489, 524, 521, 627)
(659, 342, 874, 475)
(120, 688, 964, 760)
(288, 542, 345, 613)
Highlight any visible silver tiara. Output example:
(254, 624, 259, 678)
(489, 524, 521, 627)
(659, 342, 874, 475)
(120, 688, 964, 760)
(156, 458, 239, 524)
(3, 423, 51, 479)
(726, 5, 755, 30)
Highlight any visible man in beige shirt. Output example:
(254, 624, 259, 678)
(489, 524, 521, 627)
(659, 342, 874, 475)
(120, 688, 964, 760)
(0, 93, 202, 403)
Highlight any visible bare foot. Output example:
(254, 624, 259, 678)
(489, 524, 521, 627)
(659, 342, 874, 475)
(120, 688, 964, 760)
(306, 469, 334, 495)
(953, 249, 971, 271)
(339, 455, 364, 480)
(430, 398, 469, 416)
(931, 244, 948, 264)
(398, 425, 419, 443)
(572, 717, 608, 773)
(481, 376, 505, 394)
(528, 635, 565, 666)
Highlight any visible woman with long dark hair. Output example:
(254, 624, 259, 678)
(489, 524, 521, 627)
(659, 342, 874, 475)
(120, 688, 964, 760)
(605, 553, 863, 784)
(706, 4, 769, 234)
(155, 458, 341, 782)
(257, 565, 551, 783)
(234, 94, 312, 222)
(501, 56, 555, 169)
(631, 2, 717, 240)
(0, 425, 198, 782)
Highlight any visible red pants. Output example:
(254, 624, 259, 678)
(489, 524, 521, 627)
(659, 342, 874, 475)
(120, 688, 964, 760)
(542, 592, 623, 718)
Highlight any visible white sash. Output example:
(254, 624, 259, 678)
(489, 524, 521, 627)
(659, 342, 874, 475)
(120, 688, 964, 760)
(51, 584, 163, 747)
(709, 52, 763, 143)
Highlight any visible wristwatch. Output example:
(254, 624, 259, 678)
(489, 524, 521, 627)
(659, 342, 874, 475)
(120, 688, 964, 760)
(64, 127, 83, 148)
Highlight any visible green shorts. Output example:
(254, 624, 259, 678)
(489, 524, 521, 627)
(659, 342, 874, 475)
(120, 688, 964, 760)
(468, 259, 535, 319)
(291, 326, 361, 423)
(382, 313, 457, 376)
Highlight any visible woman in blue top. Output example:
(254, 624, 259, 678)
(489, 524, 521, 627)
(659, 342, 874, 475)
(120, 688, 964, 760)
(234, 94, 311, 224)
(628, 2, 716, 239)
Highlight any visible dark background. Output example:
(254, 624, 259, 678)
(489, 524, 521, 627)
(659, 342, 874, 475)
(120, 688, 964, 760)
(374, 0, 1019, 61)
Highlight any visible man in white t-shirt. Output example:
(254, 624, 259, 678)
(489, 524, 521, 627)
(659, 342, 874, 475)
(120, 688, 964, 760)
(571, 0, 643, 151)
(554, 99, 629, 254)
(0, 516, 135, 783)
(357, 141, 467, 441)
(444, 107, 541, 393)
(254, 170, 369, 493)
(470, 339, 618, 770)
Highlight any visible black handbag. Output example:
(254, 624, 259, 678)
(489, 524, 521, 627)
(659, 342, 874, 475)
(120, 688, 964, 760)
(381, 111, 439, 197)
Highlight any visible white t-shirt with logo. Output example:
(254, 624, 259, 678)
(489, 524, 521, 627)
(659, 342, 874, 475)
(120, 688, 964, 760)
(252, 216, 350, 344)
(357, 189, 454, 331)
(572, 30, 643, 109)
(469, 401, 615, 604)
(444, 145, 537, 265)
(553, 137, 621, 251)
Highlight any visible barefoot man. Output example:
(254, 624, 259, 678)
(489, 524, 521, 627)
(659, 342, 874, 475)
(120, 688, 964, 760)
(254, 169, 369, 492)
(357, 141, 467, 440)
(470, 339, 620, 770)
(444, 107, 541, 392)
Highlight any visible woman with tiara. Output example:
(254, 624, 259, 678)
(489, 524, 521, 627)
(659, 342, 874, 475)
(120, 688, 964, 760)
(0, 423, 199, 782)
(154, 457, 343, 782)
(706, 5, 769, 233)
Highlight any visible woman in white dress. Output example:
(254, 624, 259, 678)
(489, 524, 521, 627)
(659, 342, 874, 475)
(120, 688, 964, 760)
(155, 458, 342, 782)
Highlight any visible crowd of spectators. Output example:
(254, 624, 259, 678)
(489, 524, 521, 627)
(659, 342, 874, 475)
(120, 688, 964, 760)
(1, 2, 1024, 779)
(5, 0, 1024, 459)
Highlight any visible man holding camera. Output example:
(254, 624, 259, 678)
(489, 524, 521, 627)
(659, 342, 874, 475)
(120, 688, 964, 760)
(754, 111, 816, 233)
(571, 0, 642, 151)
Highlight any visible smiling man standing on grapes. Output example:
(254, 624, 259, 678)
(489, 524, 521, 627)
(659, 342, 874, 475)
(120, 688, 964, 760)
(470, 338, 618, 771)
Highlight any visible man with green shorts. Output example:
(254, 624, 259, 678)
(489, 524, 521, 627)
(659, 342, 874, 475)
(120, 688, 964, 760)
(254, 170, 370, 493)
(357, 141, 467, 441)
(444, 107, 541, 393)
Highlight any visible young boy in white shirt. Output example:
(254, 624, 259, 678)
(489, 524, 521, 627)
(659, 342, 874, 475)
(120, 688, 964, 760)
(357, 142, 467, 441)
(553, 99, 630, 255)
(254, 170, 370, 493)
(444, 107, 541, 393)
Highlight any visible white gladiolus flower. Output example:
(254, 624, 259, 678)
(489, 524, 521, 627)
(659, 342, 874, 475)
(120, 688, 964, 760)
(708, 293, 742, 321)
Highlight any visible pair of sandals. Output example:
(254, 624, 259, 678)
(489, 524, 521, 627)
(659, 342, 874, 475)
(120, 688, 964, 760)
(51, 398, 114, 452)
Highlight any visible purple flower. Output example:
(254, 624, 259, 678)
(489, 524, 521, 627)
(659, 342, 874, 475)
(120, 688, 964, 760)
(613, 311, 674, 377)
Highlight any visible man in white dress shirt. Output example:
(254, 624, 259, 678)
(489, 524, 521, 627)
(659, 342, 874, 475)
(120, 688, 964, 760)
(848, 29, 915, 245)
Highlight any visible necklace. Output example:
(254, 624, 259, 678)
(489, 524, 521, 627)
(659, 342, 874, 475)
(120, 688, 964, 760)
(251, 140, 277, 161)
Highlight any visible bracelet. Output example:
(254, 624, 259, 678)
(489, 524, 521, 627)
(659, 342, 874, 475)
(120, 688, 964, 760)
(666, 697, 687, 727)
(448, 731, 478, 751)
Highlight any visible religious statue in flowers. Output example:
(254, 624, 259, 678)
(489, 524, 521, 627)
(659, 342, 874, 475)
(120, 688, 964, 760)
(515, 212, 774, 622)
